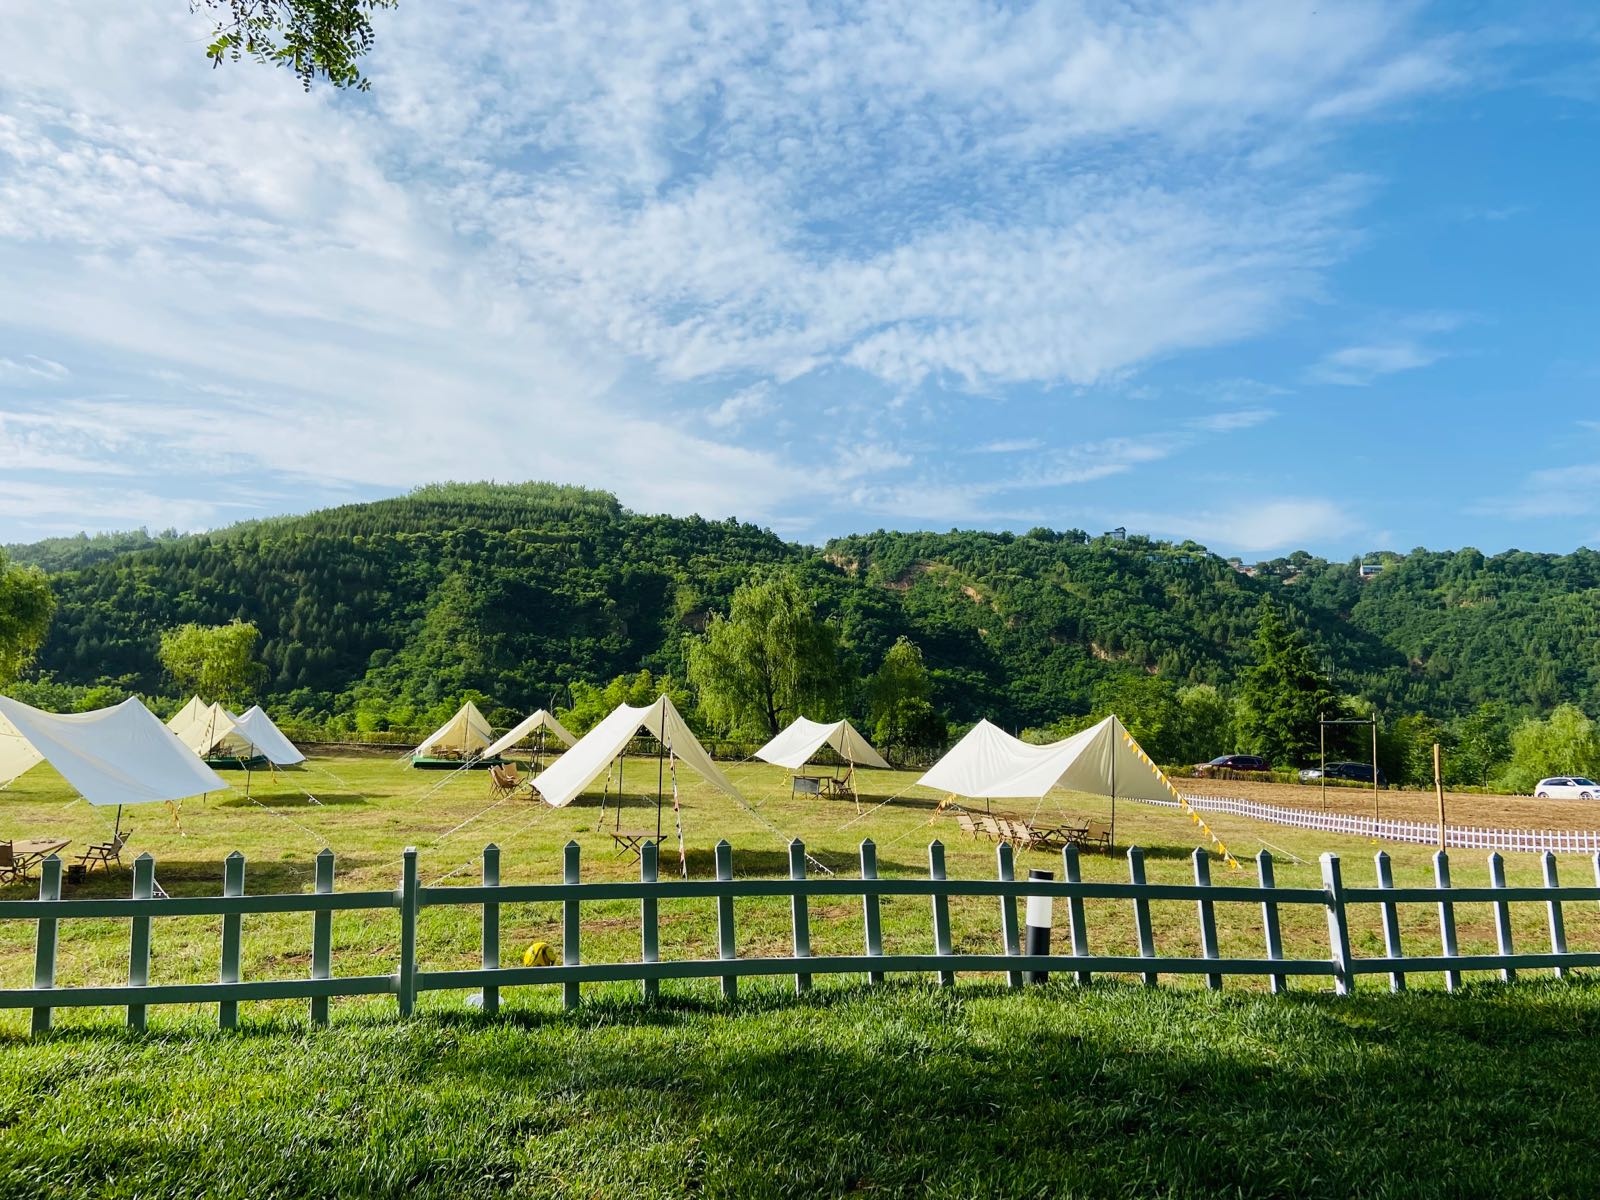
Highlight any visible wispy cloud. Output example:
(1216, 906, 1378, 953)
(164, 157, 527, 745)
(1189, 408, 1276, 433)
(0, 1, 1476, 544)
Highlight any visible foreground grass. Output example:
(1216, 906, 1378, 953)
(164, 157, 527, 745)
(2, 980, 1598, 1198)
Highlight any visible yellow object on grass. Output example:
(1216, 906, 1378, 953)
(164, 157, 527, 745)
(523, 941, 558, 967)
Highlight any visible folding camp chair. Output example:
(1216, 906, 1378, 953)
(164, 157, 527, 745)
(488, 763, 522, 800)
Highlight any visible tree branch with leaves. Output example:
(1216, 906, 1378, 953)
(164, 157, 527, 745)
(196, 0, 396, 90)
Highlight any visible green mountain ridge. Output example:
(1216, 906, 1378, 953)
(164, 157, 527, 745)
(8, 481, 1599, 733)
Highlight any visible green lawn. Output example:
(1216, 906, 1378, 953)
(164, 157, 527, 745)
(3, 981, 1600, 1198)
(2, 754, 1598, 1195)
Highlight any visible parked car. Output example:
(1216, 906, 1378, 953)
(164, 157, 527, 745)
(1299, 761, 1387, 786)
(1194, 754, 1269, 776)
(1534, 777, 1600, 800)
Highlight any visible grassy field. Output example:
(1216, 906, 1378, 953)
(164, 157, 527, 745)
(3, 982, 1600, 1197)
(3, 754, 1599, 1195)
(0, 751, 1595, 1027)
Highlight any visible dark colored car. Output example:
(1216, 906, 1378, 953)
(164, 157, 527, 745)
(1194, 754, 1269, 776)
(1315, 761, 1388, 786)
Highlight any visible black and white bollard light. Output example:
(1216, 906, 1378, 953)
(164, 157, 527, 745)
(1025, 868, 1054, 984)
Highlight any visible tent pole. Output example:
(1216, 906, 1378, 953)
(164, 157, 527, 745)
(114, 804, 123, 843)
(656, 722, 665, 843)
(617, 751, 624, 831)
(1110, 724, 1117, 850)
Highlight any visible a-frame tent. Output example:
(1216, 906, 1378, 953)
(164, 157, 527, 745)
(410, 701, 496, 767)
(754, 717, 890, 771)
(532, 696, 741, 809)
(482, 709, 577, 762)
(229, 706, 305, 766)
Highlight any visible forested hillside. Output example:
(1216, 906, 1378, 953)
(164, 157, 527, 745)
(7, 482, 1600, 742)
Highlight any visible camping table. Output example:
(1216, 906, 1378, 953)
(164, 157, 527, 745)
(1041, 823, 1088, 848)
(609, 829, 667, 862)
(10, 838, 69, 882)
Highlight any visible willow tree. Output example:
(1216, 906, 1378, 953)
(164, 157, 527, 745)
(158, 620, 266, 707)
(0, 551, 54, 687)
(687, 572, 841, 739)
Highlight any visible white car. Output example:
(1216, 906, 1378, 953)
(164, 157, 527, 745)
(1535, 777, 1600, 800)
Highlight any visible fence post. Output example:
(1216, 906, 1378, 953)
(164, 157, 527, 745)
(1542, 852, 1568, 980)
(1061, 843, 1090, 986)
(640, 839, 659, 1003)
(1127, 846, 1156, 987)
(1321, 853, 1353, 996)
(219, 851, 245, 1029)
(31, 855, 61, 1036)
(128, 853, 154, 1031)
(929, 840, 954, 987)
(398, 846, 418, 1017)
(563, 841, 581, 1010)
(311, 848, 335, 1026)
(1374, 851, 1405, 993)
(1434, 851, 1460, 992)
(790, 839, 812, 995)
(1488, 852, 1515, 984)
(1256, 850, 1285, 995)
(996, 842, 1022, 988)
(716, 840, 737, 1001)
(481, 844, 500, 1016)
(860, 840, 884, 985)
(1192, 849, 1221, 991)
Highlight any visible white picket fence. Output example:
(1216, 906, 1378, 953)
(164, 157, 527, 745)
(1155, 793, 1600, 855)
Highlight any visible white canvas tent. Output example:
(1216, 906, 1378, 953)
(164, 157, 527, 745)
(411, 701, 495, 761)
(917, 715, 1173, 842)
(229, 706, 305, 766)
(168, 697, 248, 759)
(168, 698, 302, 766)
(755, 717, 890, 771)
(531, 696, 742, 810)
(0, 696, 228, 832)
(482, 709, 577, 761)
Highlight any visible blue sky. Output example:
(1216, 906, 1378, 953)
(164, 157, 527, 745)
(1, 1, 1598, 558)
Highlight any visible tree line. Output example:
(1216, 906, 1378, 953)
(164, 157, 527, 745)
(6, 482, 1600, 788)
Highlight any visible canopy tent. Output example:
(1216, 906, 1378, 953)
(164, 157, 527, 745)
(531, 696, 742, 810)
(917, 715, 1174, 843)
(0, 696, 228, 835)
(482, 709, 577, 762)
(754, 717, 890, 772)
(228, 706, 305, 766)
(411, 701, 496, 764)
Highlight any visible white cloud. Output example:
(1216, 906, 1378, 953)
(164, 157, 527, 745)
(0, 354, 68, 382)
(976, 439, 1043, 454)
(1306, 339, 1445, 386)
(0, 0, 1472, 542)
(1484, 464, 1600, 520)
(1133, 498, 1359, 552)
(1189, 408, 1276, 433)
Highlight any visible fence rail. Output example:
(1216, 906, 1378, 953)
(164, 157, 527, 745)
(1167, 793, 1600, 855)
(4, 839, 1599, 1033)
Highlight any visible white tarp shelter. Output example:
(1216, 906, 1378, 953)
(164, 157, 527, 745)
(754, 717, 890, 771)
(412, 701, 495, 760)
(531, 696, 743, 809)
(919, 716, 1169, 803)
(483, 710, 577, 761)
(229, 706, 305, 766)
(0, 695, 228, 807)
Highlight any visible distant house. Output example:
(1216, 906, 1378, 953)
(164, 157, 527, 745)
(1103, 527, 1127, 543)
(1359, 563, 1384, 579)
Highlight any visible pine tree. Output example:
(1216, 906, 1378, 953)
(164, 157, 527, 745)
(1234, 602, 1340, 768)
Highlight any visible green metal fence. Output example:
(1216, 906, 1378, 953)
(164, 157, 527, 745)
(3, 840, 1598, 1034)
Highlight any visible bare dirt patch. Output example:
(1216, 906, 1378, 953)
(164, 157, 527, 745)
(1180, 777, 1600, 833)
